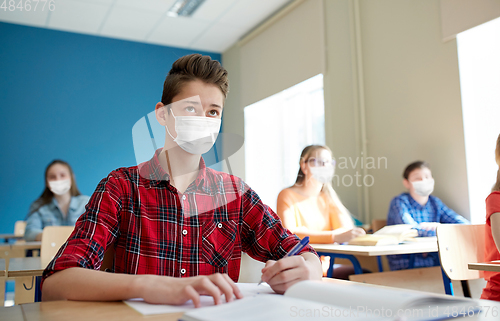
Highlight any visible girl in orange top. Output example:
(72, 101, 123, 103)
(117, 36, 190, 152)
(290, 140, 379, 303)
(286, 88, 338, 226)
(277, 145, 365, 244)
(481, 134, 500, 301)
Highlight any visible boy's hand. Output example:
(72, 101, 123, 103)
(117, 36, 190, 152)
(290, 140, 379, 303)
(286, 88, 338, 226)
(135, 273, 243, 307)
(260, 252, 321, 294)
(419, 222, 440, 231)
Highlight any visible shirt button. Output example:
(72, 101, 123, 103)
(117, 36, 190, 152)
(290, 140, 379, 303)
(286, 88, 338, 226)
(182, 195, 186, 200)
(182, 229, 187, 235)
(217, 223, 223, 228)
(180, 268, 186, 275)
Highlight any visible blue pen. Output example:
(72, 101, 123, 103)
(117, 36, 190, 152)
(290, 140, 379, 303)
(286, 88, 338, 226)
(258, 236, 310, 285)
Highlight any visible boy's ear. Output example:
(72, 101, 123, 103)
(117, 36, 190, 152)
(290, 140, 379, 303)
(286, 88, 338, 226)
(155, 102, 167, 126)
(402, 179, 411, 190)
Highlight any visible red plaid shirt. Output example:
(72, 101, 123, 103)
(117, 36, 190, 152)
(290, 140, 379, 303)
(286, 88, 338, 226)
(42, 149, 316, 285)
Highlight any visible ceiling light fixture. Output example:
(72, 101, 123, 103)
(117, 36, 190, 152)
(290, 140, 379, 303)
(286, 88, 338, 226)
(167, 0, 206, 17)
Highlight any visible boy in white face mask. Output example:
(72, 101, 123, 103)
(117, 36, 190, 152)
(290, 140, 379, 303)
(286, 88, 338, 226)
(42, 54, 322, 306)
(24, 160, 90, 241)
(386, 161, 469, 271)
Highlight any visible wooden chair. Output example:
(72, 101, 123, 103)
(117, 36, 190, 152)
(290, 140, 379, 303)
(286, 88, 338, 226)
(14, 221, 26, 237)
(41, 226, 75, 268)
(436, 224, 485, 297)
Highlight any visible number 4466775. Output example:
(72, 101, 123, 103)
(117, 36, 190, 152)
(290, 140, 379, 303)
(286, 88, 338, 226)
(1, 0, 56, 11)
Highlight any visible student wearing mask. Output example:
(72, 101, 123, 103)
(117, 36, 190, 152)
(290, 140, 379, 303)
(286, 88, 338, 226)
(277, 145, 366, 279)
(386, 161, 469, 270)
(277, 145, 365, 244)
(24, 160, 90, 242)
(481, 134, 500, 302)
(42, 54, 322, 306)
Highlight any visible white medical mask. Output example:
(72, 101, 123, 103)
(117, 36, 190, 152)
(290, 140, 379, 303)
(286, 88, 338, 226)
(310, 165, 335, 184)
(412, 178, 434, 197)
(48, 179, 71, 195)
(166, 109, 221, 155)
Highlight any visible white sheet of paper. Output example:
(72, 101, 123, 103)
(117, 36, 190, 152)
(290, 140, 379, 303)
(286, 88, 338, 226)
(124, 283, 275, 315)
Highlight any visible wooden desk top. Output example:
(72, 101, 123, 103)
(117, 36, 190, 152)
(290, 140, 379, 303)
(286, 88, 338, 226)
(7, 257, 43, 278)
(468, 260, 500, 272)
(0, 234, 23, 241)
(2, 301, 184, 321)
(312, 240, 438, 256)
(2, 283, 500, 321)
(0, 305, 23, 321)
(10, 241, 42, 251)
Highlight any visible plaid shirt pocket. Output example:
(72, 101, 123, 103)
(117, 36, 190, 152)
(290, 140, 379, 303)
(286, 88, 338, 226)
(202, 220, 238, 269)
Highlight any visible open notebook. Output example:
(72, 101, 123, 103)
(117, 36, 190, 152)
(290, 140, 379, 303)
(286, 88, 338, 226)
(348, 224, 420, 246)
(180, 281, 480, 321)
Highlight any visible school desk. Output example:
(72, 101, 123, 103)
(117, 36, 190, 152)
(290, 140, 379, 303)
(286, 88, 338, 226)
(0, 234, 23, 243)
(312, 240, 438, 275)
(7, 257, 43, 304)
(468, 261, 500, 273)
(1, 280, 500, 321)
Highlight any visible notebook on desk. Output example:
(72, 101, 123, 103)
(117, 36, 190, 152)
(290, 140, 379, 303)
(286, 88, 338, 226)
(180, 281, 480, 321)
(348, 224, 419, 246)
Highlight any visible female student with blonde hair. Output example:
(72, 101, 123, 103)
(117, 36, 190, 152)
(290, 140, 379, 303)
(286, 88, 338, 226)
(277, 145, 365, 244)
(481, 133, 500, 301)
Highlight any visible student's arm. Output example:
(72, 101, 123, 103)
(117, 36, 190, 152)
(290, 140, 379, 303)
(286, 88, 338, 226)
(435, 197, 469, 224)
(290, 228, 364, 244)
(42, 267, 242, 307)
(260, 252, 322, 294)
(243, 186, 322, 294)
(276, 190, 362, 243)
(387, 197, 434, 237)
(24, 211, 43, 241)
(491, 213, 500, 253)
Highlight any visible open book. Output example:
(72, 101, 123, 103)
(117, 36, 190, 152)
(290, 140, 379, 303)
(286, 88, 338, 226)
(180, 280, 479, 321)
(348, 224, 419, 246)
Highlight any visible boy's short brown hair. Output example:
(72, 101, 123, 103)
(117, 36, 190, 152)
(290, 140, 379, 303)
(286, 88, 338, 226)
(403, 161, 430, 180)
(161, 54, 229, 106)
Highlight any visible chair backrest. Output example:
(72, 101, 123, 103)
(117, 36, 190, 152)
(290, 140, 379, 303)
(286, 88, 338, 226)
(41, 226, 75, 267)
(371, 219, 387, 233)
(436, 224, 485, 281)
(14, 220, 26, 237)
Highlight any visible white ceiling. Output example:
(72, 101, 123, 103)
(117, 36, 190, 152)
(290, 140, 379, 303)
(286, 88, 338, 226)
(0, 0, 291, 53)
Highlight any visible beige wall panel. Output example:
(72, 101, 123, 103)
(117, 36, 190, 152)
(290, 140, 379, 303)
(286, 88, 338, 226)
(440, 0, 500, 41)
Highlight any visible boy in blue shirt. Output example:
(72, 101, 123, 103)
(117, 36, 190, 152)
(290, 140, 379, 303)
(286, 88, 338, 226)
(387, 161, 469, 270)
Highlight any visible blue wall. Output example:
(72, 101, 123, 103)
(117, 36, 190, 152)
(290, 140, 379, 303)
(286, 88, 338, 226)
(0, 22, 221, 234)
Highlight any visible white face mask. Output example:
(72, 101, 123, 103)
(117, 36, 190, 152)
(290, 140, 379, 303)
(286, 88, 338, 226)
(166, 109, 221, 155)
(48, 179, 71, 195)
(412, 178, 434, 197)
(310, 165, 335, 184)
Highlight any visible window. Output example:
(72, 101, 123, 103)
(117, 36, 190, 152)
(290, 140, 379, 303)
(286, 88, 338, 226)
(244, 74, 325, 212)
(457, 17, 500, 223)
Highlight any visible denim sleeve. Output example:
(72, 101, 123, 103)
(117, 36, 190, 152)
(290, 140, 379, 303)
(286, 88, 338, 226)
(24, 211, 43, 241)
(387, 197, 432, 237)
